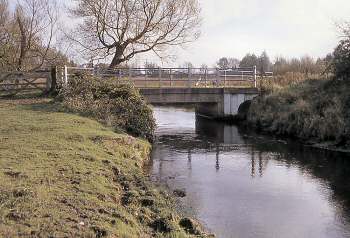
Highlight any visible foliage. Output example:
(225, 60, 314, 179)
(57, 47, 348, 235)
(248, 79, 350, 147)
(239, 52, 271, 73)
(60, 75, 156, 141)
(239, 53, 259, 68)
(333, 38, 350, 80)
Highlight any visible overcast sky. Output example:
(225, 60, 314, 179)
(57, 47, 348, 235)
(57, 0, 350, 66)
(161, 0, 350, 67)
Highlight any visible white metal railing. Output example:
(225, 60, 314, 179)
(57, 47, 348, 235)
(61, 65, 273, 88)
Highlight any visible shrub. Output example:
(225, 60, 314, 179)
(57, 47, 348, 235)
(59, 75, 155, 141)
(333, 39, 350, 80)
(247, 79, 348, 143)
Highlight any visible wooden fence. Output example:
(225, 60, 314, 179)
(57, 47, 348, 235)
(0, 69, 52, 97)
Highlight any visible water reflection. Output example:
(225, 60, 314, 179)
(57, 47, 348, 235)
(150, 106, 350, 238)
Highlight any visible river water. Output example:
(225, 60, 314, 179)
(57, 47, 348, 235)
(149, 106, 350, 238)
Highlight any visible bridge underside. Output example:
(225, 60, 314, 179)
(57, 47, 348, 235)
(139, 88, 258, 118)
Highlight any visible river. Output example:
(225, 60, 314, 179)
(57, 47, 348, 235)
(149, 106, 350, 238)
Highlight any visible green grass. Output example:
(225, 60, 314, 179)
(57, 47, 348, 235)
(0, 98, 210, 237)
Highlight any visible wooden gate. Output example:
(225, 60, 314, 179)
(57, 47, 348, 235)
(0, 70, 51, 97)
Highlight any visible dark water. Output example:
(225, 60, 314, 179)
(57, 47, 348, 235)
(149, 106, 350, 238)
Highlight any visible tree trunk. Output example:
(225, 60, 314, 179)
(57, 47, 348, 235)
(109, 46, 126, 69)
(16, 14, 27, 71)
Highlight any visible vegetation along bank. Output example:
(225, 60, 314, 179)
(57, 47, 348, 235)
(0, 77, 212, 237)
(238, 38, 350, 152)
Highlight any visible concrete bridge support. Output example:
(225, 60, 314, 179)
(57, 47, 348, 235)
(139, 88, 258, 119)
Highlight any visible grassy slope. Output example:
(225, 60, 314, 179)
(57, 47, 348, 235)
(0, 99, 207, 238)
(247, 78, 350, 150)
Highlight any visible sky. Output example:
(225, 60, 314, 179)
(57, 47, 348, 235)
(55, 0, 350, 66)
(159, 0, 350, 67)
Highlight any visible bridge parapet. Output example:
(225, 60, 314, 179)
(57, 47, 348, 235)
(61, 66, 273, 89)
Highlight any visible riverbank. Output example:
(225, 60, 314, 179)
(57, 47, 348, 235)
(0, 98, 211, 237)
(241, 78, 350, 152)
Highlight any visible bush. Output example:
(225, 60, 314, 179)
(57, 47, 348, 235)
(247, 79, 347, 143)
(333, 39, 350, 80)
(59, 75, 155, 141)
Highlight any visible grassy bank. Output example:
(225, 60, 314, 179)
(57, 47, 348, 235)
(246, 78, 350, 151)
(0, 98, 210, 237)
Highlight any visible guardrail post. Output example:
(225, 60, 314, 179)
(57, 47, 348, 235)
(188, 68, 191, 88)
(216, 70, 220, 88)
(224, 70, 227, 88)
(205, 69, 207, 87)
(170, 69, 172, 87)
(253, 65, 257, 88)
(158, 67, 162, 88)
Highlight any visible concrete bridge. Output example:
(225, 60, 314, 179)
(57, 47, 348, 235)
(61, 66, 266, 118)
(139, 87, 259, 118)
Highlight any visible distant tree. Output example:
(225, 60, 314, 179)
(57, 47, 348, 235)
(300, 56, 318, 76)
(144, 62, 159, 76)
(228, 57, 240, 68)
(182, 62, 194, 69)
(144, 62, 158, 69)
(273, 56, 288, 75)
(239, 53, 258, 68)
(257, 51, 271, 74)
(289, 58, 302, 72)
(217, 57, 229, 69)
(217, 57, 240, 69)
(70, 0, 202, 69)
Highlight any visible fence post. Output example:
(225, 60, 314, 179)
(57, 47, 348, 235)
(224, 70, 227, 88)
(188, 68, 191, 88)
(253, 65, 257, 88)
(46, 66, 57, 94)
(158, 67, 162, 88)
(170, 69, 173, 87)
(216, 70, 220, 88)
(205, 69, 207, 87)
(64, 65, 68, 86)
(144, 69, 147, 88)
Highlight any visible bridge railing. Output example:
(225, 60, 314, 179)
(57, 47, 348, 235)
(60, 66, 273, 88)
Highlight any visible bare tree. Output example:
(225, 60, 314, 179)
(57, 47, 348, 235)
(217, 57, 240, 69)
(217, 57, 229, 69)
(70, 0, 202, 68)
(0, 0, 16, 70)
(14, 0, 59, 71)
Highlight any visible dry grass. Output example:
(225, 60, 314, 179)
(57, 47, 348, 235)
(248, 77, 350, 148)
(258, 72, 326, 93)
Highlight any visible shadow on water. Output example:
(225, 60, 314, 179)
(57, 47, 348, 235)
(151, 106, 350, 238)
